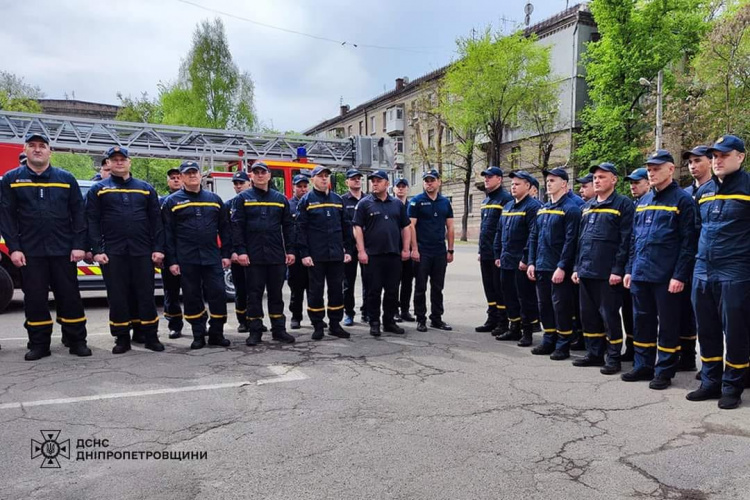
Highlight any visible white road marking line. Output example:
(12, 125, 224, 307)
(385, 339, 421, 346)
(0, 365, 307, 410)
(0, 332, 113, 341)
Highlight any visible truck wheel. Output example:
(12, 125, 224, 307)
(224, 267, 236, 301)
(0, 265, 14, 313)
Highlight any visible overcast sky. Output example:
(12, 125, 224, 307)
(0, 0, 569, 132)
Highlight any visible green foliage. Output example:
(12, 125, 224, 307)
(130, 158, 182, 194)
(444, 28, 553, 166)
(116, 92, 163, 123)
(51, 153, 97, 180)
(575, 0, 710, 173)
(0, 71, 43, 112)
(160, 18, 256, 131)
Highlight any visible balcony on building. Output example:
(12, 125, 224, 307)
(385, 105, 405, 135)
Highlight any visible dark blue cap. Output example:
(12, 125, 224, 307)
(395, 177, 409, 187)
(250, 161, 269, 172)
(293, 174, 309, 185)
(509, 170, 539, 188)
(422, 169, 440, 180)
(576, 173, 594, 184)
(590, 162, 618, 176)
(481, 166, 504, 177)
(681, 146, 713, 161)
(368, 170, 389, 180)
(542, 167, 569, 181)
(166, 167, 180, 176)
(24, 132, 49, 144)
(707, 134, 745, 154)
(179, 160, 200, 173)
(232, 171, 250, 182)
(346, 169, 363, 179)
(644, 149, 675, 165)
(311, 165, 332, 177)
(624, 167, 648, 182)
(105, 146, 129, 159)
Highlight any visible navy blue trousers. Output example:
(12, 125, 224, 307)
(630, 280, 681, 378)
(578, 277, 623, 361)
(535, 271, 575, 352)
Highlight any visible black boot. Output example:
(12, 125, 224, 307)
(272, 330, 296, 344)
(475, 321, 497, 333)
(69, 343, 93, 357)
(112, 335, 131, 354)
(570, 331, 586, 351)
(400, 311, 415, 322)
(144, 334, 165, 352)
(311, 324, 325, 340)
(497, 321, 522, 341)
(491, 321, 509, 337)
(25, 347, 52, 361)
(191, 335, 206, 349)
(369, 322, 382, 337)
(208, 334, 230, 347)
(517, 323, 533, 347)
(246, 331, 262, 346)
(329, 323, 351, 339)
(383, 322, 405, 335)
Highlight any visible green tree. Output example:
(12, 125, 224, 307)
(443, 28, 553, 167)
(693, 1, 750, 140)
(0, 71, 43, 112)
(116, 92, 163, 123)
(51, 153, 96, 180)
(160, 18, 257, 130)
(574, 0, 710, 175)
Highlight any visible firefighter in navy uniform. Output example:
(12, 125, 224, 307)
(225, 170, 253, 332)
(0, 132, 91, 360)
(231, 161, 296, 346)
(352, 171, 412, 336)
(393, 178, 416, 323)
(296, 165, 354, 340)
(493, 171, 541, 346)
(571, 162, 634, 375)
(86, 146, 165, 354)
(287, 174, 310, 329)
(526, 167, 581, 360)
(687, 135, 750, 409)
(342, 169, 368, 325)
(622, 151, 697, 389)
(162, 161, 232, 349)
(569, 173, 595, 352)
(679, 145, 713, 375)
(476, 166, 513, 336)
(620, 167, 650, 362)
(160, 167, 184, 339)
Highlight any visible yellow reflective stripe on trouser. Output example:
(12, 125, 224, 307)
(57, 316, 87, 323)
(633, 341, 657, 348)
(246, 316, 264, 321)
(163, 312, 183, 318)
(495, 305, 506, 310)
(725, 360, 750, 369)
(557, 330, 573, 335)
(141, 317, 159, 325)
(27, 319, 54, 326)
(679, 336, 697, 340)
(235, 309, 246, 314)
(327, 305, 344, 311)
(543, 328, 556, 333)
(608, 338, 623, 344)
(509, 317, 521, 322)
(209, 313, 227, 318)
(657, 345, 681, 353)
(700, 356, 723, 363)
(109, 320, 130, 326)
(269, 314, 284, 319)
(307, 306, 325, 312)
(184, 309, 207, 320)
(487, 302, 497, 306)
(583, 332, 606, 337)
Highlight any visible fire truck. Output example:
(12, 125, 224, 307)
(0, 110, 394, 312)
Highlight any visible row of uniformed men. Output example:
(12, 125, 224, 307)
(0, 132, 454, 360)
(476, 134, 748, 409)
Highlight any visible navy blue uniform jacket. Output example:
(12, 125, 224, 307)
(231, 186, 293, 265)
(478, 186, 513, 261)
(295, 188, 354, 262)
(528, 192, 581, 273)
(494, 195, 542, 269)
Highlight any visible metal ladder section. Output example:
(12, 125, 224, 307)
(0, 110, 394, 169)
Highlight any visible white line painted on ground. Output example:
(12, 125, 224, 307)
(0, 365, 308, 410)
(0, 332, 114, 341)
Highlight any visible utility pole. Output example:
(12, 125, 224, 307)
(655, 69, 663, 150)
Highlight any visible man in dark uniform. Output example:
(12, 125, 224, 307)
(162, 161, 232, 349)
(161, 167, 185, 339)
(0, 132, 91, 360)
(577, 173, 595, 202)
(342, 169, 367, 326)
(225, 170, 253, 332)
(296, 165, 354, 340)
(571, 162, 634, 375)
(620, 167, 650, 361)
(687, 135, 749, 409)
(231, 161, 296, 346)
(569, 173, 594, 351)
(476, 166, 513, 336)
(493, 171, 541, 346)
(287, 174, 310, 329)
(393, 177, 416, 323)
(409, 169, 455, 333)
(86, 146, 165, 354)
(527, 167, 581, 359)
(622, 151, 697, 389)
(679, 145, 713, 374)
(353, 171, 411, 336)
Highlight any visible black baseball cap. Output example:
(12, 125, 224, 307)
(589, 162, 618, 176)
(24, 132, 50, 144)
(232, 171, 250, 182)
(542, 167, 569, 181)
(707, 135, 745, 154)
(681, 146, 713, 161)
(179, 161, 200, 173)
(644, 149, 675, 165)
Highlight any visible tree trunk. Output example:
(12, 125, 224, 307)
(461, 151, 474, 241)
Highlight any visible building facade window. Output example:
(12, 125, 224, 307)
(395, 137, 404, 153)
(359, 121, 364, 135)
(511, 146, 521, 169)
(382, 111, 386, 132)
(428, 129, 435, 149)
(445, 128, 454, 144)
(347, 125, 353, 136)
(370, 116, 375, 134)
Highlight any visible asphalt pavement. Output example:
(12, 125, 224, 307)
(1, 244, 748, 499)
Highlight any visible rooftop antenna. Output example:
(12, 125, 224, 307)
(524, 2, 534, 27)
